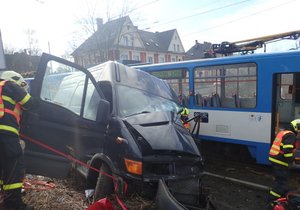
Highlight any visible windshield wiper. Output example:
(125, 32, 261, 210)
(126, 111, 151, 117)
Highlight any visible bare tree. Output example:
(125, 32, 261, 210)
(70, 0, 136, 55)
(24, 29, 41, 56)
(4, 46, 16, 54)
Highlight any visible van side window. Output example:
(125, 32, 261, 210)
(51, 73, 85, 114)
(40, 62, 85, 113)
(69, 81, 84, 114)
(83, 78, 101, 121)
(40, 61, 101, 120)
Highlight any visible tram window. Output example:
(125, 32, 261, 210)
(238, 66, 256, 99)
(150, 69, 189, 105)
(280, 74, 293, 100)
(224, 68, 238, 98)
(194, 63, 257, 108)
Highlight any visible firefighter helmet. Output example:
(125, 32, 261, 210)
(0, 70, 28, 91)
(291, 119, 300, 133)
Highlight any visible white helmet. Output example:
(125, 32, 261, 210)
(0, 70, 29, 91)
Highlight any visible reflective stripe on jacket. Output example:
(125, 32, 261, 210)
(0, 81, 31, 136)
(2, 182, 23, 190)
(269, 130, 294, 167)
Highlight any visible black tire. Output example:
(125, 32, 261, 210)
(93, 163, 114, 202)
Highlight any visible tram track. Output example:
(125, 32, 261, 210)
(200, 150, 272, 210)
(200, 148, 300, 210)
(203, 171, 269, 191)
(201, 165, 270, 209)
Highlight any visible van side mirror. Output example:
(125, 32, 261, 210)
(96, 99, 110, 124)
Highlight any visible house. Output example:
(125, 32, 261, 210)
(71, 16, 186, 68)
(184, 40, 214, 60)
(5, 52, 40, 76)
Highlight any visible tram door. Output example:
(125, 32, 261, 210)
(275, 73, 297, 131)
(294, 74, 300, 119)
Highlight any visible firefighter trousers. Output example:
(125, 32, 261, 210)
(0, 134, 24, 209)
(269, 164, 290, 201)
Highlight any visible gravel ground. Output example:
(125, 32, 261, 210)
(20, 169, 272, 210)
(202, 152, 300, 210)
(20, 164, 298, 210)
(202, 173, 269, 210)
(19, 150, 300, 210)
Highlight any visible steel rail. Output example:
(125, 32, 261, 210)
(203, 171, 269, 191)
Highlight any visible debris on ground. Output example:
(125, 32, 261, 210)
(22, 175, 88, 210)
(22, 175, 155, 210)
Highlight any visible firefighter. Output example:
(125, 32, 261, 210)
(0, 71, 36, 210)
(268, 119, 300, 203)
(180, 107, 190, 130)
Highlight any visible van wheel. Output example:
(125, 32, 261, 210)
(93, 163, 114, 202)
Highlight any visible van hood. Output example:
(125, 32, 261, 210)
(124, 111, 200, 156)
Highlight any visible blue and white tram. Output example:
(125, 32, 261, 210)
(134, 50, 300, 164)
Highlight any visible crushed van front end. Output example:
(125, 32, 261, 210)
(122, 152, 207, 209)
(117, 111, 208, 209)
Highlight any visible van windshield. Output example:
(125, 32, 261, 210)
(117, 85, 181, 118)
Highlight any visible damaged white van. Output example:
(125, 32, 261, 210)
(18, 53, 210, 209)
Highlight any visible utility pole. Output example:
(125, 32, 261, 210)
(0, 30, 6, 70)
(48, 41, 53, 73)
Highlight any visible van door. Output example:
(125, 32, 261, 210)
(20, 53, 110, 178)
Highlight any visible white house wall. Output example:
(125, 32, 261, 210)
(116, 18, 144, 48)
(168, 31, 185, 53)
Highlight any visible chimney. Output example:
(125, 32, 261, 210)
(195, 40, 199, 45)
(96, 18, 103, 31)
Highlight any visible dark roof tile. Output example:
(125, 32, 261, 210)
(185, 42, 212, 59)
(72, 16, 179, 56)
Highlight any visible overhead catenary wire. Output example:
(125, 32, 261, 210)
(184, 0, 297, 37)
(139, 0, 251, 30)
(110, 0, 160, 21)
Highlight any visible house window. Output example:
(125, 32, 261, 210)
(159, 57, 164, 63)
(172, 58, 176, 62)
(173, 44, 176, 51)
(133, 55, 140, 61)
(177, 45, 180, 52)
(123, 36, 128, 46)
(130, 36, 134, 47)
(148, 57, 153, 63)
(120, 54, 128, 60)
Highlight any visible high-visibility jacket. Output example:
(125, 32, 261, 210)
(269, 130, 296, 167)
(0, 80, 32, 136)
(180, 107, 190, 116)
(180, 107, 190, 130)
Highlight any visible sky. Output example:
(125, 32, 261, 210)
(0, 0, 299, 57)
